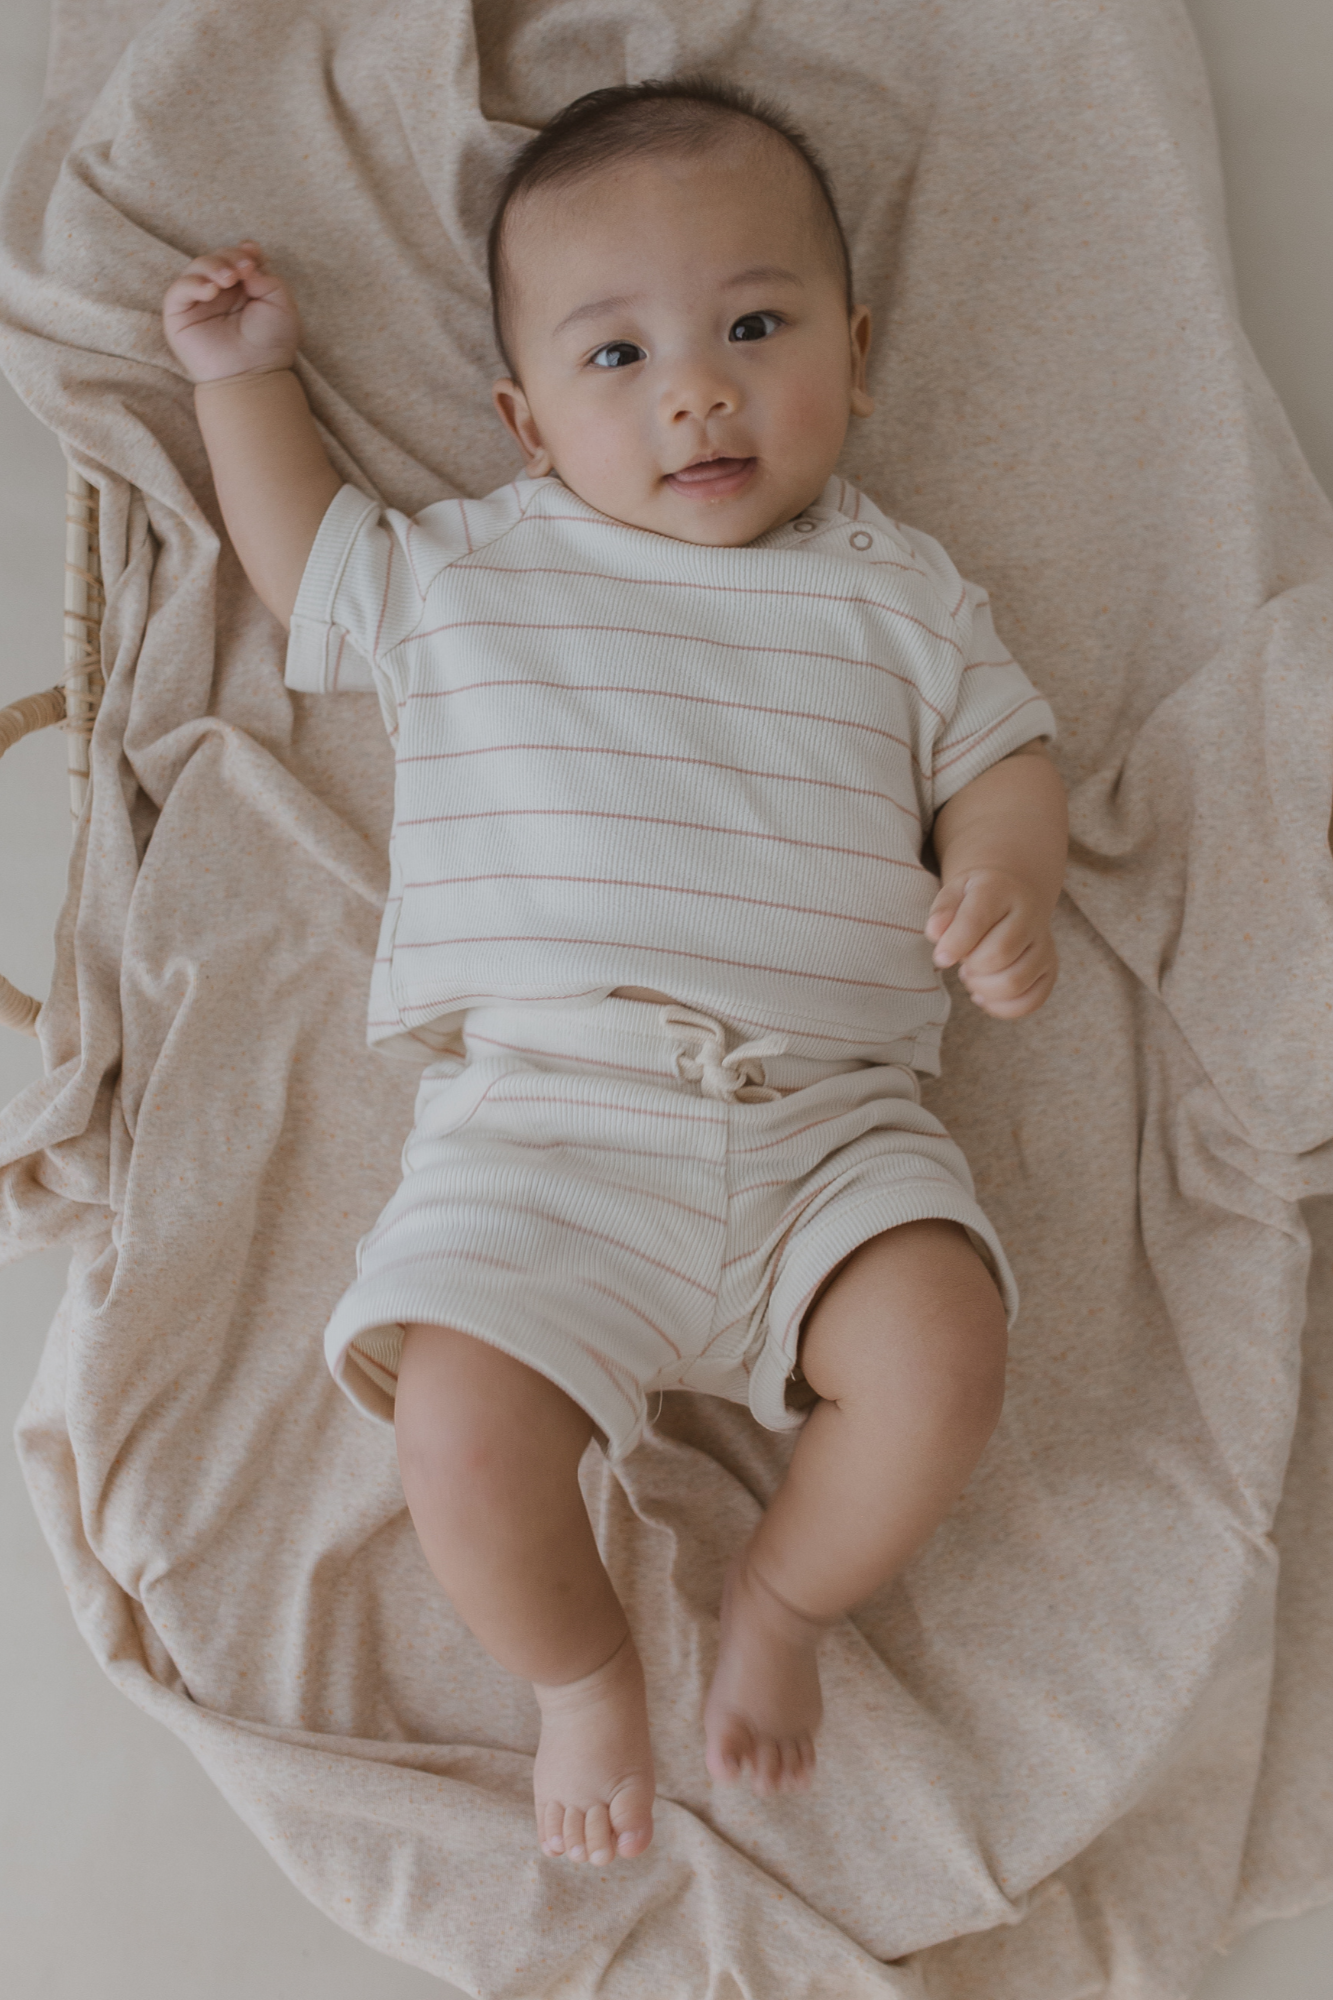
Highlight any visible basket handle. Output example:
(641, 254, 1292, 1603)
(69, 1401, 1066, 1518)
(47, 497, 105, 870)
(0, 687, 69, 1031)
(2, 464, 105, 1036)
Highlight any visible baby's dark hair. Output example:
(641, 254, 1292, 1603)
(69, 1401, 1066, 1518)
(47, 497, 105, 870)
(487, 77, 852, 376)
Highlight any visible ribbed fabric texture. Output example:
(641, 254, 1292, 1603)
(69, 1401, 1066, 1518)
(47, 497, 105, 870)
(322, 999, 1017, 1447)
(286, 474, 1055, 1066)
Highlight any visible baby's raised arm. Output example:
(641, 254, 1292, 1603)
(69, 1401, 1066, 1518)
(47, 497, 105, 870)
(926, 744, 1068, 1019)
(162, 243, 341, 626)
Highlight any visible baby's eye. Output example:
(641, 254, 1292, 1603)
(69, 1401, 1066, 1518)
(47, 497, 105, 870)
(589, 341, 646, 370)
(729, 312, 782, 344)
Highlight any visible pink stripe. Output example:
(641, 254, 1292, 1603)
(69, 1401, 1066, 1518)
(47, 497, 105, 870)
(459, 1086, 725, 1129)
(464, 1028, 671, 1081)
(576, 1341, 648, 1410)
(438, 1130, 727, 1228)
(395, 805, 930, 874)
(865, 558, 929, 578)
(580, 1278, 684, 1360)
(455, 1198, 716, 1295)
(350, 1251, 644, 1411)
(390, 933, 939, 994)
(731, 1107, 876, 1156)
(933, 698, 1047, 771)
(395, 742, 921, 821)
(695, 1005, 928, 1050)
(451, 560, 938, 619)
(690, 1311, 755, 1363)
(403, 871, 922, 935)
(463, 1125, 724, 1204)
(393, 617, 961, 698)
(400, 678, 916, 754)
(353, 1238, 529, 1279)
(694, 1310, 751, 1353)
(374, 1002, 927, 1058)
(358, 1193, 711, 1296)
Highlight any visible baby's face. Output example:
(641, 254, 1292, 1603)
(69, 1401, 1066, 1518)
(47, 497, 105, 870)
(492, 140, 873, 545)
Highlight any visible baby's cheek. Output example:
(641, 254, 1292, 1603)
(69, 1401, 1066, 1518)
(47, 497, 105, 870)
(555, 410, 641, 489)
(775, 379, 855, 463)
(780, 383, 835, 432)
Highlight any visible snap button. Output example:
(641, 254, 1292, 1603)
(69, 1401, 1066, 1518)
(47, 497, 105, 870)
(849, 530, 872, 550)
(793, 517, 816, 533)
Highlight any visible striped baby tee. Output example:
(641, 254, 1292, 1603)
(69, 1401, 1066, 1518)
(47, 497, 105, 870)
(285, 473, 1055, 1066)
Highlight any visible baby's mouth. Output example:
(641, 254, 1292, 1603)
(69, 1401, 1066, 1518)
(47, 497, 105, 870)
(665, 455, 756, 499)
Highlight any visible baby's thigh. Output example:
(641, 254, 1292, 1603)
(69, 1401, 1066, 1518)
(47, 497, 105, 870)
(396, 1321, 597, 1466)
(796, 1219, 1008, 1416)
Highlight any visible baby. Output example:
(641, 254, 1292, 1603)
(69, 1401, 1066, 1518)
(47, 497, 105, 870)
(163, 80, 1066, 1872)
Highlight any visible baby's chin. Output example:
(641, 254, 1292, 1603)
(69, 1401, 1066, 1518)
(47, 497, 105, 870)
(560, 465, 816, 546)
(650, 491, 817, 547)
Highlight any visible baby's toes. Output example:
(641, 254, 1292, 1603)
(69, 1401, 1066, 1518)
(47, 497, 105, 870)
(779, 1735, 815, 1791)
(582, 1802, 615, 1867)
(706, 1716, 752, 1784)
(750, 1739, 784, 1795)
(609, 1779, 655, 1859)
(562, 1803, 591, 1862)
(539, 1797, 567, 1856)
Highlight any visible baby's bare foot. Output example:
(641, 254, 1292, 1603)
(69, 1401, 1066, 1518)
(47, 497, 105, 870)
(533, 1633, 655, 1865)
(704, 1555, 825, 1793)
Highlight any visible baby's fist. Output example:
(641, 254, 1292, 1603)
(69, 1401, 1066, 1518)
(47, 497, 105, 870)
(926, 869, 1058, 1019)
(162, 242, 300, 383)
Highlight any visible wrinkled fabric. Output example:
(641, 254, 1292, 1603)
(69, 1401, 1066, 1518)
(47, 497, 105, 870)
(0, 2, 1330, 1994)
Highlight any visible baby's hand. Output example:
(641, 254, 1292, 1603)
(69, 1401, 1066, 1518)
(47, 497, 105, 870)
(926, 868, 1057, 1018)
(162, 242, 300, 383)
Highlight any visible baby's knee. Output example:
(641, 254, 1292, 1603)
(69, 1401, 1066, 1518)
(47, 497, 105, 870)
(801, 1221, 1008, 1429)
(394, 1322, 593, 1494)
(864, 1309, 1005, 1460)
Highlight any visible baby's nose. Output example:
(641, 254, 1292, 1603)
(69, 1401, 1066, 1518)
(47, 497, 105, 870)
(664, 361, 738, 423)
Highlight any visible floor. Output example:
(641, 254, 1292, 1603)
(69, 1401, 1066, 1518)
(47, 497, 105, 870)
(2, 1, 1332, 1994)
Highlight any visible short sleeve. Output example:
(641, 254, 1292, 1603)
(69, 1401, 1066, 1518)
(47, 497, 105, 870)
(875, 517, 1057, 812)
(283, 481, 531, 727)
(284, 485, 383, 696)
(930, 580, 1056, 806)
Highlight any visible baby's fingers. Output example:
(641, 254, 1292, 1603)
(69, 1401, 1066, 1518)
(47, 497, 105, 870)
(924, 879, 965, 949)
(165, 244, 267, 311)
(162, 242, 298, 380)
(928, 877, 1010, 969)
(188, 241, 265, 283)
(960, 938, 1059, 1018)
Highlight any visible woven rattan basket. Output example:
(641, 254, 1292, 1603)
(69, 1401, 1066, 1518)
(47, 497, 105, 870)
(0, 463, 104, 1034)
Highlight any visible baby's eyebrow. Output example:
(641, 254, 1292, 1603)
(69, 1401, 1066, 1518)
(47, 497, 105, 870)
(554, 293, 639, 335)
(552, 265, 807, 337)
(721, 265, 805, 290)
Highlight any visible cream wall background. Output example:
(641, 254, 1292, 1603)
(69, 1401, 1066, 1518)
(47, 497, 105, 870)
(1, 3, 1330, 1994)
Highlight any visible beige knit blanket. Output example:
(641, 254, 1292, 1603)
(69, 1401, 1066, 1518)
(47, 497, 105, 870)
(2, 2, 1331, 1993)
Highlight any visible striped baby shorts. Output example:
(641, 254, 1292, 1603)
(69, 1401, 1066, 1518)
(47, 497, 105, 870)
(324, 998, 1017, 1458)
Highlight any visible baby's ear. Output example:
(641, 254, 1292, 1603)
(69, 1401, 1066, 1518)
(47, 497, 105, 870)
(492, 378, 553, 474)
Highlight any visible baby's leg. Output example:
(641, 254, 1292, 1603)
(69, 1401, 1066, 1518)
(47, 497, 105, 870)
(704, 1219, 1007, 1791)
(395, 1324, 655, 1864)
